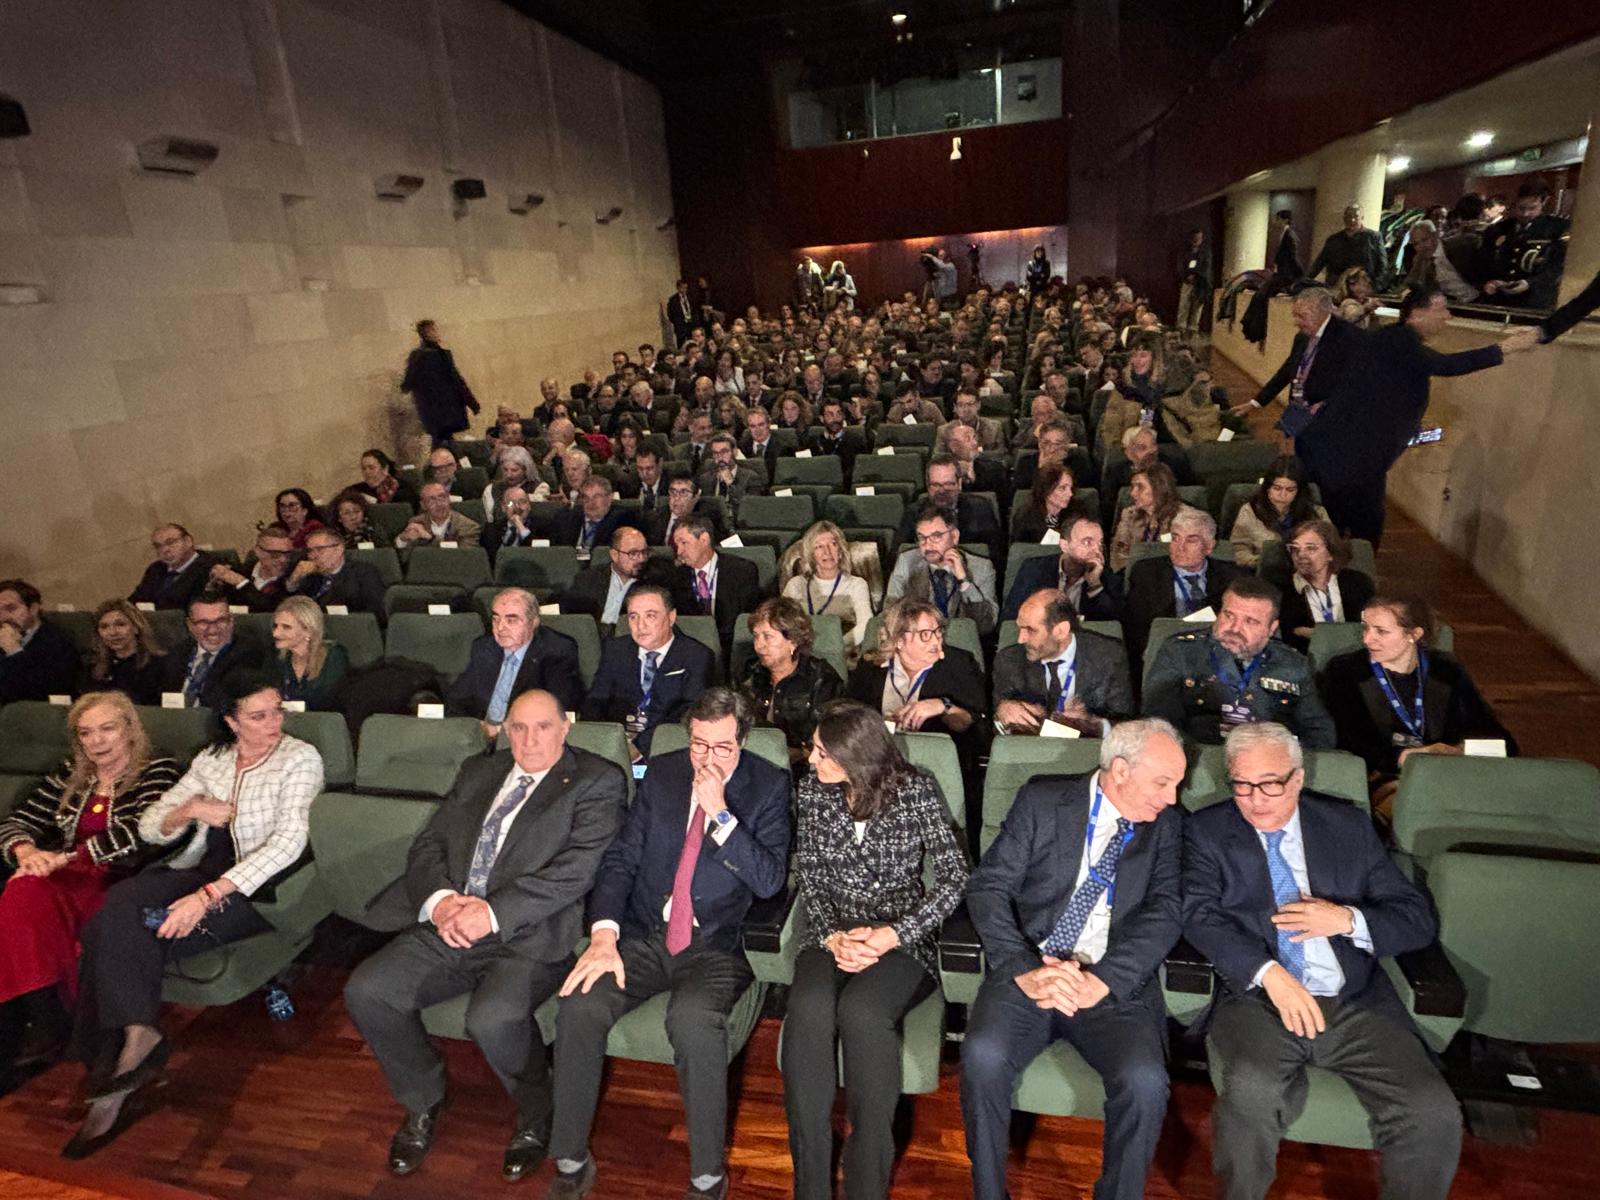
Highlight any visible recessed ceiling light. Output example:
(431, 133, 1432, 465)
(891, 11, 908, 26)
(1387, 155, 1411, 174)
(1466, 130, 1495, 149)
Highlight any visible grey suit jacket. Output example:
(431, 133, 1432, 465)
(990, 629, 1134, 720)
(886, 547, 998, 635)
(363, 746, 626, 962)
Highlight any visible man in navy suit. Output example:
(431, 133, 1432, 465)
(1182, 722, 1460, 1200)
(961, 719, 1187, 1200)
(547, 477, 632, 561)
(1232, 288, 1360, 436)
(1121, 508, 1247, 685)
(1001, 513, 1123, 622)
(285, 527, 387, 617)
(581, 584, 715, 758)
(128, 524, 217, 610)
(671, 514, 763, 654)
(548, 689, 791, 1200)
(444, 588, 583, 733)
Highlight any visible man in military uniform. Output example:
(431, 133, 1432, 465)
(1142, 577, 1335, 748)
(1476, 180, 1569, 309)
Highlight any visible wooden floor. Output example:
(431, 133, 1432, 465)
(5, 349, 1600, 1199)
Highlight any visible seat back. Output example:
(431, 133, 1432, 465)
(309, 792, 435, 921)
(1142, 617, 1196, 687)
(852, 454, 924, 487)
(324, 612, 384, 669)
(367, 503, 414, 544)
(982, 738, 1104, 853)
(737, 494, 816, 531)
(48, 609, 98, 657)
(648, 723, 791, 774)
(774, 455, 844, 487)
(565, 722, 636, 802)
(0, 701, 71, 775)
(384, 613, 482, 680)
(1180, 744, 1370, 813)
(283, 711, 356, 789)
(135, 705, 214, 765)
(349, 547, 402, 587)
(356, 714, 487, 797)
(896, 732, 965, 829)
(544, 614, 602, 689)
(494, 547, 584, 596)
(1392, 755, 1600, 866)
(720, 544, 777, 595)
(405, 545, 492, 590)
(1002, 542, 1063, 604)
(674, 614, 724, 680)
(1306, 621, 1455, 672)
(875, 422, 938, 451)
(730, 613, 847, 684)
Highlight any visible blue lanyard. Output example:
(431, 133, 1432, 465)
(807, 573, 843, 616)
(1084, 787, 1136, 908)
(1051, 657, 1077, 713)
(1370, 649, 1428, 739)
(1208, 644, 1265, 701)
(1306, 583, 1334, 623)
(890, 663, 933, 707)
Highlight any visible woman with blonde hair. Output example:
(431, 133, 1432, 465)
(1335, 266, 1379, 328)
(783, 521, 875, 649)
(271, 596, 348, 711)
(81, 600, 166, 705)
(0, 693, 179, 1064)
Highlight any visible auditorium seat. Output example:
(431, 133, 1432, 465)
(404, 545, 493, 592)
(851, 454, 923, 501)
(674, 614, 724, 681)
(1002, 543, 1062, 603)
(324, 611, 384, 669)
(720, 543, 777, 595)
(451, 498, 487, 527)
(0, 701, 69, 816)
(730, 612, 847, 683)
(1179, 743, 1370, 813)
(349, 547, 403, 587)
(980, 737, 1104, 853)
(736, 494, 815, 531)
(873, 422, 938, 454)
(366, 503, 414, 545)
(283, 710, 356, 789)
(135, 705, 212, 764)
(383, 612, 481, 679)
(46, 609, 96, 657)
(493, 545, 584, 598)
(383, 583, 468, 618)
(775, 455, 845, 490)
(354, 713, 487, 797)
(1305, 620, 1452, 672)
(895, 731, 967, 853)
(1185, 440, 1279, 512)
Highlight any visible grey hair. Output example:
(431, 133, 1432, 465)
(1411, 219, 1438, 236)
(492, 586, 539, 622)
(1121, 424, 1156, 450)
(1170, 507, 1217, 539)
(1292, 286, 1335, 315)
(498, 446, 536, 480)
(1224, 721, 1305, 771)
(1099, 717, 1183, 771)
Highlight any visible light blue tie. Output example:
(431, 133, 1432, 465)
(639, 649, 659, 703)
(486, 650, 521, 724)
(465, 774, 535, 897)
(1041, 817, 1134, 958)
(1263, 830, 1307, 982)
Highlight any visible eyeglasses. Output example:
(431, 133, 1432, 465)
(1229, 772, 1299, 798)
(689, 739, 739, 761)
(904, 627, 945, 643)
(152, 536, 186, 550)
(190, 616, 233, 630)
(614, 547, 650, 559)
(915, 530, 954, 545)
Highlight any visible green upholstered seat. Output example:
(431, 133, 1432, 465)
(383, 613, 482, 680)
(135, 705, 213, 764)
(324, 612, 384, 669)
(355, 714, 487, 797)
(737, 495, 816, 531)
(981, 737, 1104, 853)
(1180, 744, 1370, 813)
(282, 711, 356, 789)
(405, 545, 493, 591)
(493, 546, 584, 597)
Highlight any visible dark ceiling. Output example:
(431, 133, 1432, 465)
(503, 0, 1071, 83)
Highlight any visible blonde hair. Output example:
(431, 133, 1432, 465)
(62, 691, 152, 808)
(873, 597, 945, 665)
(798, 520, 853, 580)
(88, 598, 164, 681)
(275, 595, 329, 679)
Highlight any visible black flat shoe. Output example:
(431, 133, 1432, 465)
(62, 1080, 165, 1159)
(543, 1157, 596, 1199)
(87, 1036, 169, 1102)
(503, 1119, 551, 1182)
(388, 1096, 447, 1176)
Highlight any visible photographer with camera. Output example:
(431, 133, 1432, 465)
(921, 247, 959, 308)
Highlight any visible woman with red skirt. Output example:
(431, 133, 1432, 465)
(0, 691, 179, 1066)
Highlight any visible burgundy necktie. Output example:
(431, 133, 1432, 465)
(665, 813, 705, 954)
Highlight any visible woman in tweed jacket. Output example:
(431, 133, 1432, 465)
(64, 673, 324, 1157)
(782, 700, 968, 1200)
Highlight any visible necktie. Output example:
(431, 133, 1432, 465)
(1046, 660, 1063, 711)
(1041, 817, 1135, 957)
(640, 649, 659, 701)
(581, 519, 597, 549)
(695, 569, 712, 612)
(465, 774, 535, 897)
(930, 569, 954, 615)
(184, 650, 213, 706)
(503, 522, 517, 545)
(315, 574, 333, 599)
(486, 650, 520, 723)
(666, 807, 707, 954)
(1264, 831, 1307, 982)
(641, 487, 655, 511)
(1180, 573, 1204, 614)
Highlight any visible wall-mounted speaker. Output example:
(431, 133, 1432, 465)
(451, 178, 486, 201)
(0, 95, 29, 139)
(375, 173, 425, 199)
(136, 136, 219, 175)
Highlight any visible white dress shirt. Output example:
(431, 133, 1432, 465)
(421, 763, 552, 932)
(1248, 808, 1373, 995)
(1293, 573, 1345, 624)
(1044, 772, 1128, 965)
(602, 569, 634, 625)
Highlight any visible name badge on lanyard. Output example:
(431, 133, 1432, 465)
(890, 665, 932, 709)
(1371, 651, 1428, 748)
(1211, 645, 1264, 732)
(1085, 787, 1136, 910)
(1053, 658, 1077, 713)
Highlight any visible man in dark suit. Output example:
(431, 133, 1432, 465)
(445, 588, 583, 733)
(1297, 286, 1516, 546)
(1001, 513, 1123, 622)
(581, 584, 716, 758)
(0, 579, 82, 704)
(548, 689, 791, 1200)
(895, 458, 1004, 562)
(644, 477, 724, 548)
(128, 524, 216, 611)
(805, 398, 864, 483)
(961, 719, 1187, 1200)
(942, 426, 1009, 500)
(1182, 722, 1460, 1200)
(993, 589, 1133, 735)
(207, 526, 297, 613)
(286, 527, 386, 616)
(666, 280, 695, 347)
(401, 319, 479, 447)
(345, 690, 627, 1180)
(671, 514, 762, 655)
(1234, 288, 1361, 427)
(1011, 419, 1093, 496)
(737, 406, 780, 479)
(625, 447, 669, 513)
(1121, 508, 1247, 682)
(695, 434, 764, 517)
(547, 478, 632, 561)
(1271, 210, 1305, 282)
(561, 526, 649, 627)
(478, 485, 537, 564)
(157, 592, 266, 710)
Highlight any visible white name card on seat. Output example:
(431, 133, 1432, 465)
(902, 413, 918, 425)
(357, 541, 375, 550)
(134, 602, 155, 612)
(884, 720, 899, 735)
(228, 604, 248, 615)
(1217, 428, 1236, 443)
(855, 485, 876, 496)
(1040, 529, 1061, 546)
(1040, 719, 1081, 739)
(721, 534, 745, 548)
(440, 540, 459, 549)
(459, 456, 471, 468)
(773, 488, 794, 497)
(1159, 532, 1172, 543)
(417, 703, 445, 719)
(281, 700, 306, 714)
(876, 445, 896, 456)
(530, 539, 551, 548)
(566, 711, 578, 724)
(56, 603, 77, 612)
(794, 449, 813, 458)
(539, 603, 560, 615)
(1507, 1073, 1542, 1090)
(427, 604, 452, 615)
(48, 695, 72, 706)
(326, 604, 349, 616)
(161, 692, 186, 709)
(1183, 606, 1216, 623)
(1464, 739, 1508, 758)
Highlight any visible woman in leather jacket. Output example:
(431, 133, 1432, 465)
(737, 597, 845, 769)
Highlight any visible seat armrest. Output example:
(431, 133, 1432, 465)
(251, 863, 331, 938)
(1162, 936, 1214, 996)
(937, 900, 984, 976)
(741, 886, 795, 955)
(1389, 942, 1466, 1018)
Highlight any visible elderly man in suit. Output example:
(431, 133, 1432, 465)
(395, 481, 483, 548)
(1232, 288, 1360, 436)
(1182, 721, 1461, 1200)
(993, 589, 1133, 736)
(886, 503, 999, 636)
(549, 477, 631, 562)
(961, 719, 1187, 1200)
(1121, 508, 1247, 682)
(344, 690, 626, 1180)
(285, 527, 386, 616)
(446, 588, 584, 735)
(1002, 513, 1123, 623)
(548, 689, 791, 1200)
(128, 524, 216, 611)
(581, 584, 716, 759)
(479, 486, 537, 564)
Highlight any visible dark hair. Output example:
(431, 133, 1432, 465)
(1249, 454, 1319, 527)
(1517, 180, 1551, 201)
(707, 431, 736, 451)
(1364, 591, 1436, 644)
(1031, 589, 1081, 632)
(676, 512, 717, 542)
(208, 671, 280, 750)
(1451, 193, 1485, 222)
(156, 522, 192, 540)
(414, 319, 435, 337)
(189, 588, 231, 613)
(812, 700, 918, 821)
(1221, 575, 1282, 619)
(1131, 461, 1181, 523)
(1274, 209, 1293, 222)
(1031, 462, 1075, 512)
(749, 596, 813, 655)
(1399, 286, 1445, 321)
(685, 686, 753, 743)
(0, 578, 41, 608)
(360, 448, 396, 473)
(275, 487, 318, 518)
(911, 501, 955, 531)
(623, 582, 675, 616)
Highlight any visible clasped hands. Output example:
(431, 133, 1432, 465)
(996, 697, 1097, 736)
(825, 926, 900, 974)
(11, 843, 72, 877)
(1261, 895, 1356, 1040)
(1014, 956, 1110, 1016)
(431, 893, 495, 948)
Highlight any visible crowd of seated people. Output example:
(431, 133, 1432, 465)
(0, 269, 1530, 1200)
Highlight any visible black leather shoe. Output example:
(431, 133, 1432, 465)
(87, 1036, 169, 1101)
(62, 1079, 165, 1159)
(387, 1097, 446, 1176)
(503, 1119, 550, 1182)
(543, 1156, 596, 1198)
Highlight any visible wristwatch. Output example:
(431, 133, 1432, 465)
(713, 809, 734, 827)
(940, 696, 953, 713)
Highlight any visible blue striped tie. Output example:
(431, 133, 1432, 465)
(465, 775, 535, 898)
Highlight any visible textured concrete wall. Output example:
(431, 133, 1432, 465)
(0, 0, 678, 604)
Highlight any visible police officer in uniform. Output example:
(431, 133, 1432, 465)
(1142, 577, 1336, 748)
(1476, 180, 1569, 309)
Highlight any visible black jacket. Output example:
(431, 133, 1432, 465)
(1279, 569, 1374, 653)
(1000, 554, 1124, 623)
(560, 562, 632, 623)
(401, 342, 477, 439)
(296, 560, 387, 617)
(1253, 315, 1362, 409)
(846, 648, 988, 734)
(0, 619, 84, 705)
(738, 653, 845, 750)
(80, 652, 168, 706)
(158, 634, 266, 711)
(129, 553, 218, 610)
(675, 553, 763, 647)
(990, 631, 1133, 721)
(893, 494, 1004, 563)
(581, 634, 716, 754)
(804, 429, 865, 481)
(1121, 555, 1248, 679)
(444, 626, 584, 720)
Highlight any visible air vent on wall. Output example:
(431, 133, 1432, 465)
(136, 136, 219, 175)
(451, 178, 487, 201)
(595, 206, 624, 225)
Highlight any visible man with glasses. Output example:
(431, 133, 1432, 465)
(446, 588, 583, 736)
(286, 527, 386, 616)
(1182, 722, 1459, 1200)
(645, 476, 715, 547)
(893, 457, 1004, 562)
(548, 688, 791, 1200)
(581, 584, 715, 759)
(886, 504, 998, 636)
(562, 526, 650, 627)
(157, 590, 264, 709)
(478, 485, 536, 565)
(208, 526, 298, 612)
(1142, 577, 1334, 748)
(129, 523, 216, 610)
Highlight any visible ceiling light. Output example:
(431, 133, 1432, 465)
(1466, 130, 1495, 149)
(1386, 155, 1411, 174)
(890, 12, 908, 26)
